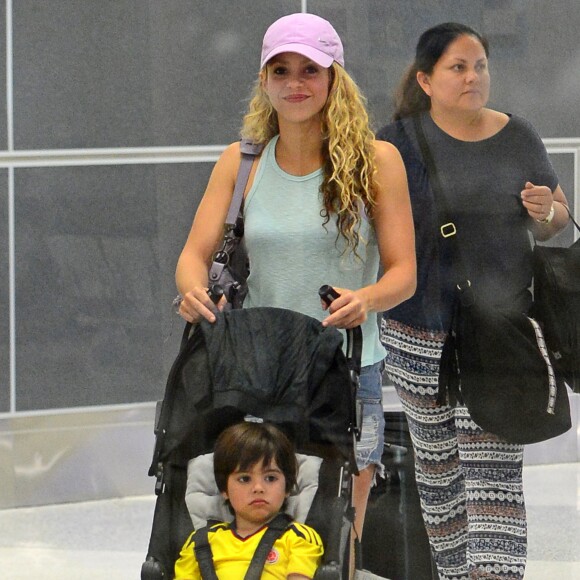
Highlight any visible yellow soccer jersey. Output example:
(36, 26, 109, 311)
(174, 520, 324, 579)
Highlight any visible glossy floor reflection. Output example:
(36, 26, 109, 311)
(0, 463, 578, 580)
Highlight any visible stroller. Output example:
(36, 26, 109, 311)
(141, 305, 362, 579)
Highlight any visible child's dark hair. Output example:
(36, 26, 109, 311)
(213, 421, 298, 495)
(393, 22, 489, 120)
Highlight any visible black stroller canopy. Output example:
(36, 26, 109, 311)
(152, 307, 357, 472)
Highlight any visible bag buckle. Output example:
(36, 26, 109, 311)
(440, 222, 457, 238)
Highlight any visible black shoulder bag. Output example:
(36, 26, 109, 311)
(532, 207, 580, 393)
(413, 115, 571, 444)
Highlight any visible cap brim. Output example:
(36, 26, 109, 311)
(261, 43, 334, 69)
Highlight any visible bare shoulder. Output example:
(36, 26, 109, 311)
(372, 139, 405, 172)
(208, 141, 244, 184)
(199, 142, 243, 200)
(373, 138, 400, 158)
(371, 139, 408, 204)
(218, 141, 243, 167)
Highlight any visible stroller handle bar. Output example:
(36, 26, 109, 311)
(319, 285, 363, 443)
(318, 285, 362, 377)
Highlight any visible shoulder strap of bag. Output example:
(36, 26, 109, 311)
(568, 206, 580, 234)
(534, 204, 580, 248)
(244, 513, 293, 580)
(412, 115, 471, 289)
(225, 138, 264, 226)
(412, 115, 470, 407)
(207, 138, 263, 297)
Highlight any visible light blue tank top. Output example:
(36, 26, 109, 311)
(243, 135, 385, 367)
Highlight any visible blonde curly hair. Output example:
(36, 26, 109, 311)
(241, 63, 378, 256)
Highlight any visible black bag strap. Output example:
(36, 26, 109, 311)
(413, 115, 471, 407)
(193, 514, 293, 580)
(244, 513, 293, 580)
(412, 115, 472, 290)
(562, 204, 580, 233)
(533, 204, 580, 249)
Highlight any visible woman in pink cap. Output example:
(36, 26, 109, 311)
(176, 14, 416, 578)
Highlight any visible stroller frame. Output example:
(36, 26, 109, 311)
(141, 306, 362, 579)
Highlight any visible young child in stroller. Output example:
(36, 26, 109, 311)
(174, 420, 324, 579)
(142, 306, 359, 579)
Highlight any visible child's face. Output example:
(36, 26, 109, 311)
(222, 458, 288, 534)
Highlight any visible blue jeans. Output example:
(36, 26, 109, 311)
(356, 360, 385, 479)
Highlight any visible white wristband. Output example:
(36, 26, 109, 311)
(536, 202, 555, 224)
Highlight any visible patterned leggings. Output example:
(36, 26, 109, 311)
(381, 319, 527, 580)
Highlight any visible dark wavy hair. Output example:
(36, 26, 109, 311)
(393, 22, 489, 120)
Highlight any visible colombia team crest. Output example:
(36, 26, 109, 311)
(266, 548, 280, 564)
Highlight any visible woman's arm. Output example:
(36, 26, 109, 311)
(322, 140, 417, 329)
(175, 141, 247, 323)
(522, 182, 571, 242)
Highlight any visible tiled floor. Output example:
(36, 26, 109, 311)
(0, 463, 578, 580)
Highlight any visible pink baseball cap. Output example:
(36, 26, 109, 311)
(260, 13, 344, 69)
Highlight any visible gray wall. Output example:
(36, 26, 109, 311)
(1, 0, 579, 509)
(1, 0, 579, 411)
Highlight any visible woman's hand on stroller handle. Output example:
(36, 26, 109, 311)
(319, 284, 341, 307)
(320, 285, 369, 329)
(178, 285, 225, 324)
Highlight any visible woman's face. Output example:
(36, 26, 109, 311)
(262, 52, 331, 126)
(417, 34, 490, 114)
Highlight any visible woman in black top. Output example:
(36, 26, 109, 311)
(377, 22, 570, 580)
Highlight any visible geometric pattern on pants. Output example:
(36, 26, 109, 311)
(381, 319, 527, 580)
